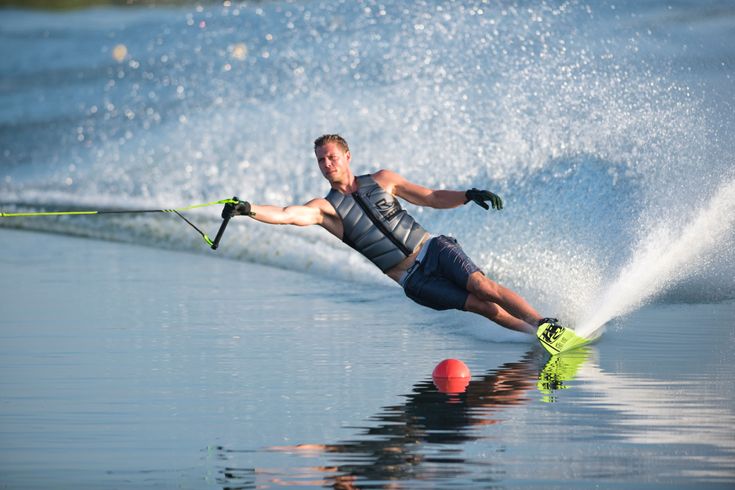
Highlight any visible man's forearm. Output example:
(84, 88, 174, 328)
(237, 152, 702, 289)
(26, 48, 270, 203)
(248, 204, 290, 224)
(246, 203, 322, 227)
(428, 190, 467, 209)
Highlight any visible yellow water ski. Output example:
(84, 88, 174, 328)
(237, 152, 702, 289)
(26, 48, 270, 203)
(537, 322, 591, 355)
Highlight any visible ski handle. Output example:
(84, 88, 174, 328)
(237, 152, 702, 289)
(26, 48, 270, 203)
(210, 196, 240, 250)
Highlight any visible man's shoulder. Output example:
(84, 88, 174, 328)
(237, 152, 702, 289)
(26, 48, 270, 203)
(305, 196, 331, 207)
(371, 169, 395, 180)
(304, 196, 338, 215)
(371, 169, 403, 194)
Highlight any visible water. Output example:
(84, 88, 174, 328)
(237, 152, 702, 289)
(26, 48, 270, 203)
(0, 228, 733, 488)
(1, 0, 734, 487)
(577, 178, 735, 336)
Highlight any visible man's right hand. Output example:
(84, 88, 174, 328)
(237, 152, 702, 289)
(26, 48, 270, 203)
(222, 199, 253, 218)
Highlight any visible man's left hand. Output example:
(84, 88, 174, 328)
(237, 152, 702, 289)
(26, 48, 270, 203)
(465, 188, 503, 210)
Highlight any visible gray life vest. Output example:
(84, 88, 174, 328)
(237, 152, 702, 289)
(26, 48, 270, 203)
(325, 174, 428, 272)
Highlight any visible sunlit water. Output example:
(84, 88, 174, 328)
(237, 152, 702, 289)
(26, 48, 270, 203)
(0, 228, 733, 488)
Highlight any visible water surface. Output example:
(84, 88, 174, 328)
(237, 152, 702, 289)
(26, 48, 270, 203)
(1, 228, 733, 488)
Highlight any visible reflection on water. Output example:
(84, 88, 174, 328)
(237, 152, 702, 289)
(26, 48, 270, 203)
(576, 364, 735, 458)
(2, 231, 732, 489)
(537, 347, 592, 403)
(303, 352, 543, 487)
(217, 349, 549, 488)
(215, 341, 735, 489)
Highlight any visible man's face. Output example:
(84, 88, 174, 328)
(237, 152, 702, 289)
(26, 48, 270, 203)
(315, 142, 351, 183)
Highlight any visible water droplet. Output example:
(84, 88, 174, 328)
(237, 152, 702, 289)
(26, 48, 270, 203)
(230, 43, 248, 60)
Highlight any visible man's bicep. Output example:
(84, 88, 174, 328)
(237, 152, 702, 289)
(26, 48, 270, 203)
(287, 200, 325, 226)
(375, 169, 462, 208)
(392, 177, 434, 206)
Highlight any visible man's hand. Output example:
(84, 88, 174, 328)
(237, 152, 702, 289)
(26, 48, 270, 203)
(222, 199, 254, 218)
(464, 188, 503, 210)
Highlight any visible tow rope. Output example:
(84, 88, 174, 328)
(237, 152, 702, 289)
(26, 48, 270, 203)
(0, 197, 240, 250)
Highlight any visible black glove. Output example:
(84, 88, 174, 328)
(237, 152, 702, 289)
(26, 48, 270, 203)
(464, 188, 503, 210)
(222, 199, 253, 219)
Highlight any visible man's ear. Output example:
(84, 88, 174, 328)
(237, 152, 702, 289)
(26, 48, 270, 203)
(345, 150, 351, 163)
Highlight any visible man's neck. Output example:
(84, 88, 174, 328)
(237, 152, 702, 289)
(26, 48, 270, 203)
(331, 173, 358, 194)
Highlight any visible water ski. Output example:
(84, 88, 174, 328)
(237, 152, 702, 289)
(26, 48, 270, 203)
(537, 321, 593, 355)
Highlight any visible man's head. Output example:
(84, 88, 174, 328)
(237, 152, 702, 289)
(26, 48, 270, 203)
(314, 134, 352, 185)
(314, 134, 349, 154)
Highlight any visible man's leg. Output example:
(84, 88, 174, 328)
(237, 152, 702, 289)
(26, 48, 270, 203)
(464, 293, 536, 333)
(466, 271, 542, 331)
(424, 236, 543, 334)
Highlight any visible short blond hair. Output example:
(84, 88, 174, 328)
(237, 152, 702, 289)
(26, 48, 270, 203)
(314, 134, 349, 153)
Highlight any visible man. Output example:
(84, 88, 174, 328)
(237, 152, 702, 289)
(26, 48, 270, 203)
(224, 134, 554, 334)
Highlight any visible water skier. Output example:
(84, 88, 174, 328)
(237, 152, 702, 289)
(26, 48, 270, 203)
(224, 134, 554, 334)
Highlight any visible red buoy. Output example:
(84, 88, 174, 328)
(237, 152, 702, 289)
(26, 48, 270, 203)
(432, 359, 471, 394)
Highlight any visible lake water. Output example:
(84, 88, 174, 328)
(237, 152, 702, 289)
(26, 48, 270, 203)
(0, 228, 733, 488)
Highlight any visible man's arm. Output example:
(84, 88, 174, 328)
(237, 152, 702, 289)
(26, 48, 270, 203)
(372, 169, 502, 210)
(227, 197, 344, 238)
(373, 169, 465, 208)
(249, 200, 324, 226)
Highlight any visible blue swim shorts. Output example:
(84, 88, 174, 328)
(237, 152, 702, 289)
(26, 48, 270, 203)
(400, 235, 482, 311)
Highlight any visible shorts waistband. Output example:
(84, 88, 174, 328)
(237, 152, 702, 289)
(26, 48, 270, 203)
(399, 236, 436, 287)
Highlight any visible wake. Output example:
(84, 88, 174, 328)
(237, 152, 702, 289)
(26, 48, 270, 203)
(576, 178, 735, 337)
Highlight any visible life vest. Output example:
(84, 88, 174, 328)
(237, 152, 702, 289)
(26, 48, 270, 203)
(326, 174, 428, 272)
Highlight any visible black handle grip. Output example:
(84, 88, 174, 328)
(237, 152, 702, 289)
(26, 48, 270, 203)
(210, 196, 238, 250)
(210, 215, 230, 250)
